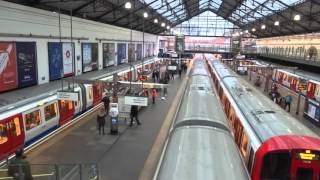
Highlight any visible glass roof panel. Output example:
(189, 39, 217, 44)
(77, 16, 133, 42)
(230, 0, 304, 24)
(174, 11, 240, 36)
(142, 0, 186, 22)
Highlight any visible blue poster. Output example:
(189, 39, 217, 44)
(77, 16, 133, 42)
(48, 42, 63, 81)
(117, 43, 126, 65)
(16, 42, 37, 88)
(82, 43, 92, 72)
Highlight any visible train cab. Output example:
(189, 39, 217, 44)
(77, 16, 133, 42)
(253, 136, 320, 180)
(84, 84, 94, 109)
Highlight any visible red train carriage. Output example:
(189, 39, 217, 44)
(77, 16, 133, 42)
(208, 59, 320, 180)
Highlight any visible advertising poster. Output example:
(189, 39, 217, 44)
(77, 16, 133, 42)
(128, 43, 135, 62)
(48, 42, 63, 81)
(103, 43, 115, 67)
(82, 43, 92, 72)
(117, 43, 126, 64)
(136, 44, 142, 61)
(175, 35, 185, 52)
(91, 43, 98, 71)
(62, 43, 74, 76)
(0, 42, 17, 92)
(16, 42, 37, 88)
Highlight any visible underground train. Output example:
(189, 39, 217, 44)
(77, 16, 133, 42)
(154, 59, 249, 180)
(0, 83, 103, 160)
(207, 59, 320, 180)
(0, 59, 158, 161)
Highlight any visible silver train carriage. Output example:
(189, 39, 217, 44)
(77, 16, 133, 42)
(154, 59, 249, 180)
(208, 59, 320, 180)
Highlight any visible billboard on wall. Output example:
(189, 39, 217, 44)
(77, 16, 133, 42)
(103, 43, 115, 67)
(82, 43, 98, 72)
(62, 43, 74, 76)
(175, 35, 185, 52)
(136, 44, 142, 61)
(117, 43, 126, 64)
(0, 42, 17, 92)
(184, 36, 230, 51)
(16, 42, 37, 88)
(48, 42, 63, 81)
(128, 43, 135, 62)
(92, 43, 98, 70)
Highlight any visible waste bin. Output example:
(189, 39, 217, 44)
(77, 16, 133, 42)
(109, 103, 119, 135)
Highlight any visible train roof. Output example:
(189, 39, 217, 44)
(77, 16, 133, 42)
(211, 61, 318, 142)
(157, 127, 249, 180)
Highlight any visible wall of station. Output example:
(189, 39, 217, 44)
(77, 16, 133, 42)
(0, 1, 158, 91)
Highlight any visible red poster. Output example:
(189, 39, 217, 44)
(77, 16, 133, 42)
(0, 42, 17, 92)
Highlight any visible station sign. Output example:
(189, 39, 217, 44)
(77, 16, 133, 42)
(125, 96, 148, 106)
(168, 66, 177, 70)
(57, 91, 79, 101)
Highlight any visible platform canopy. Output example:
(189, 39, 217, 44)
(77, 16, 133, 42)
(6, 0, 320, 37)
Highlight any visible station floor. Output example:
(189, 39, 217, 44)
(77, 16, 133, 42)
(0, 58, 155, 109)
(25, 73, 184, 180)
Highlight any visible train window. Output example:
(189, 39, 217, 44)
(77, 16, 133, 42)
(297, 168, 313, 180)
(0, 124, 8, 144)
(11, 117, 21, 137)
(260, 152, 290, 180)
(60, 100, 73, 112)
(240, 133, 248, 156)
(247, 148, 254, 173)
(24, 110, 41, 131)
(89, 87, 93, 99)
(44, 103, 57, 121)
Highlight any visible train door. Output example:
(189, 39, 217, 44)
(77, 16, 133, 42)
(92, 83, 102, 106)
(84, 84, 93, 108)
(42, 102, 59, 131)
(79, 84, 87, 112)
(291, 151, 320, 180)
(23, 108, 43, 142)
(58, 100, 74, 125)
(0, 119, 10, 160)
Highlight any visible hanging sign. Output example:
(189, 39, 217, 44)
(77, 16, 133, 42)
(125, 96, 148, 106)
(57, 91, 79, 101)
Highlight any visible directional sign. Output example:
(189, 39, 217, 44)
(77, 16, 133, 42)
(125, 96, 148, 106)
(57, 91, 79, 101)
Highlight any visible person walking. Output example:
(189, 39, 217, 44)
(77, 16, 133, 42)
(284, 94, 293, 112)
(8, 149, 33, 180)
(171, 71, 175, 80)
(152, 70, 156, 83)
(152, 88, 157, 104)
(130, 105, 141, 127)
(97, 107, 106, 135)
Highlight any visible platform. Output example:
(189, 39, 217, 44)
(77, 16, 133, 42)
(23, 72, 185, 180)
(0, 58, 157, 111)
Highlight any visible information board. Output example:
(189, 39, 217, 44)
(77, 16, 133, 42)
(125, 96, 148, 106)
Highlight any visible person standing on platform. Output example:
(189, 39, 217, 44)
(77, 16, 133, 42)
(284, 94, 293, 112)
(155, 70, 160, 83)
(171, 71, 175, 80)
(97, 107, 106, 135)
(152, 88, 157, 104)
(130, 105, 141, 127)
(102, 96, 110, 114)
(152, 70, 156, 83)
(8, 149, 33, 180)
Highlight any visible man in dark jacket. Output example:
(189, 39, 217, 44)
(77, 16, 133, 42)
(130, 105, 141, 127)
(102, 96, 110, 113)
(8, 149, 33, 180)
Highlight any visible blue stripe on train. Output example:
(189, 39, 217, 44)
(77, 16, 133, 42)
(24, 125, 59, 147)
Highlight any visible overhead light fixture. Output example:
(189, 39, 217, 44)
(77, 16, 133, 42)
(252, 28, 256, 32)
(245, 30, 249, 33)
(124, 1, 132, 9)
(161, 22, 165, 27)
(166, 25, 170, 30)
(294, 14, 301, 21)
(261, 24, 266, 29)
(154, 19, 158, 23)
(274, 21, 280, 26)
(143, 12, 148, 18)
(240, 32, 243, 35)
(52, 11, 57, 14)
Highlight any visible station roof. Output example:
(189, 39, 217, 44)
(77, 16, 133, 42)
(5, 0, 320, 37)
